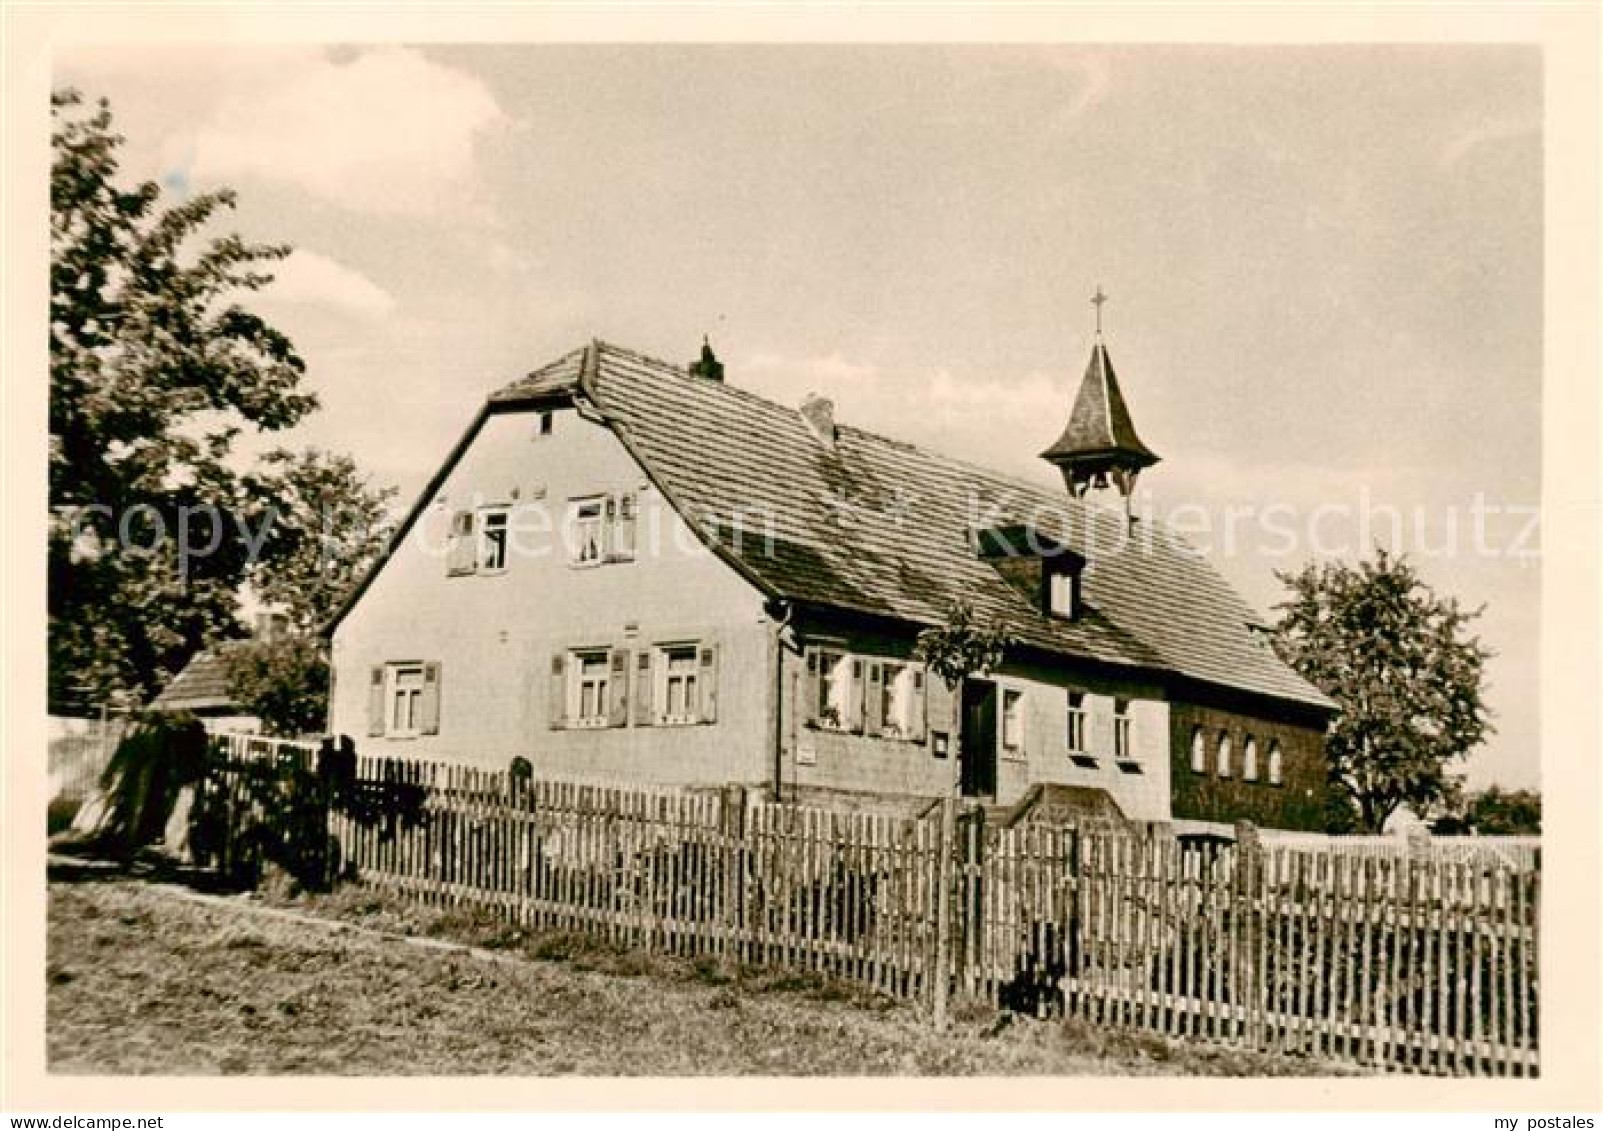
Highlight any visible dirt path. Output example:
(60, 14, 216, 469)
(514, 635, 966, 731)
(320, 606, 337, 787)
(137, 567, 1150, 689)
(46, 875, 1346, 1076)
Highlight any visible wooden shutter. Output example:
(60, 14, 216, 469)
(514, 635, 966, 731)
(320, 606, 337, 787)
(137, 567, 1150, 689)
(633, 650, 655, 726)
(446, 510, 477, 576)
(611, 491, 638, 562)
(547, 653, 567, 729)
(863, 661, 884, 737)
(909, 668, 928, 742)
(802, 649, 820, 726)
(846, 657, 866, 733)
(697, 644, 719, 723)
(608, 647, 631, 727)
(367, 665, 386, 736)
(419, 662, 442, 734)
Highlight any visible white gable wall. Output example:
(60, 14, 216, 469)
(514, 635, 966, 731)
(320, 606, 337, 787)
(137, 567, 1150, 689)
(329, 403, 774, 785)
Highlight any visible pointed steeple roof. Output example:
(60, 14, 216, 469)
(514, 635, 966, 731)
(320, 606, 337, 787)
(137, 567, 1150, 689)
(1040, 339, 1159, 468)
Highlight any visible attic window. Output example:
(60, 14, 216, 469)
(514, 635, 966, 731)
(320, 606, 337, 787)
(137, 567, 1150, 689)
(1046, 565, 1080, 619)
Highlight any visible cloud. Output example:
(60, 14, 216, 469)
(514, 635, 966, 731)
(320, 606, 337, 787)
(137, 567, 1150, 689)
(175, 47, 505, 216)
(262, 250, 396, 318)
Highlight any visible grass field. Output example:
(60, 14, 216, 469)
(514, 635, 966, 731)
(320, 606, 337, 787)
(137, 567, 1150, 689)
(46, 870, 1353, 1076)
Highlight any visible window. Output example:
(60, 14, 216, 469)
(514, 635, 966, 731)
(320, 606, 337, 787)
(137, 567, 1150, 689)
(657, 644, 700, 725)
(569, 649, 610, 727)
(1001, 689, 1024, 753)
(567, 492, 637, 566)
(1065, 691, 1088, 754)
(477, 506, 509, 572)
(1217, 732, 1233, 778)
(1047, 570, 1076, 617)
(1243, 736, 1259, 781)
(816, 648, 852, 729)
(1268, 740, 1284, 785)
(1190, 725, 1206, 773)
(369, 662, 440, 737)
(877, 662, 922, 738)
(388, 663, 425, 737)
(535, 410, 554, 438)
(1113, 698, 1133, 761)
(568, 498, 606, 566)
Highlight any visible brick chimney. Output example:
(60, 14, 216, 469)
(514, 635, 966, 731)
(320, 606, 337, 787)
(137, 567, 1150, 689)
(799, 392, 836, 448)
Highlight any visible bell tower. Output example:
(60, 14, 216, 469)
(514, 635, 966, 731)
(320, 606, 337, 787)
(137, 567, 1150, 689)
(1039, 286, 1160, 512)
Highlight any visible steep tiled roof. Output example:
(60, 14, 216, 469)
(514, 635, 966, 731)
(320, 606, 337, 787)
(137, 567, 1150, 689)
(149, 648, 238, 712)
(535, 342, 1333, 713)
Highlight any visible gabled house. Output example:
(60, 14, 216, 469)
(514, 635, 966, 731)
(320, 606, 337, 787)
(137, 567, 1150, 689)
(326, 335, 1336, 829)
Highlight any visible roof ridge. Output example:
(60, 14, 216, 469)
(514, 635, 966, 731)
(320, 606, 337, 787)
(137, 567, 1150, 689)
(586, 339, 1131, 528)
(584, 340, 1271, 630)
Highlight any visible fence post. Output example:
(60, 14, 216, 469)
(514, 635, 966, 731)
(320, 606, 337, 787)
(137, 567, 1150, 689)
(720, 784, 748, 965)
(931, 795, 957, 1030)
(1234, 820, 1262, 1046)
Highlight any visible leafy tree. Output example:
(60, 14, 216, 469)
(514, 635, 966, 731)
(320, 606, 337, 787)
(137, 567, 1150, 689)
(222, 634, 331, 738)
(1271, 550, 1492, 833)
(1433, 786, 1541, 836)
(913, 600, 1013, 689)
(50, 88, 316, 705)
(245, 447, 397, 633)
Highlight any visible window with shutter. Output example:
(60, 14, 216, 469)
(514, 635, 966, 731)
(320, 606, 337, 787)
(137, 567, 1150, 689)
(446, 511, 477, 576)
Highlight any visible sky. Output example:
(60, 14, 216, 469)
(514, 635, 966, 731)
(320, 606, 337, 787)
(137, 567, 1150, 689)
(56, 43, 1543, 790)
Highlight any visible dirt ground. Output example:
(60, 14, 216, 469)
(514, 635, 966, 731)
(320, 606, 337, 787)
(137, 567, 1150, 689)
(46, 870, 1352, 1076)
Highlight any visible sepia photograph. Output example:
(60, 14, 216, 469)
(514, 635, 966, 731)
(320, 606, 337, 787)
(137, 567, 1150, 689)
(4, 4, 1599, 1118)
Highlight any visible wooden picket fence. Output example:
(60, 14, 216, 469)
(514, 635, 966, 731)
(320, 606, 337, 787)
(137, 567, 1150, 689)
(197, 734, 1539, 1077)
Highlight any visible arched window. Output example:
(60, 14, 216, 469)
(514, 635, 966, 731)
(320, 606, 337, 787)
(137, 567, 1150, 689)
(1243, 737, 1259, 781)
(1217, 732, 1232, 778)
(1268, 740, 1284, 785)
(1190, 725, 1206, 773)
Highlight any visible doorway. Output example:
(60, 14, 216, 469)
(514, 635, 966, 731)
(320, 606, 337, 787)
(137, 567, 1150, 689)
(959, 678, 998, 799)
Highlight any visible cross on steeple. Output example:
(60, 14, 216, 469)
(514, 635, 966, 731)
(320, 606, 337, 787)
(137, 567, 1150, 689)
(1091, 284, 1108, 337)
